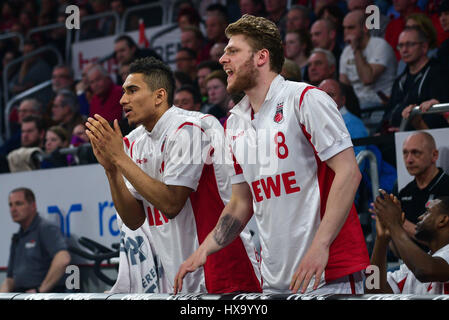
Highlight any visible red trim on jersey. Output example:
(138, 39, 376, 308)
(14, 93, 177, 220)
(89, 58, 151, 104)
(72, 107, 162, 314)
(299, 124, 370, 283)
(123, 137, 130, 149)
(444, 282, 449, 294)
(299, 86, 316, 110)
(189, 164, 262, 293)
(130, 141, 135, 159)
(349, 274, 356, 294)
(397, 277, 407, 293)
(176, 122, 205, 133)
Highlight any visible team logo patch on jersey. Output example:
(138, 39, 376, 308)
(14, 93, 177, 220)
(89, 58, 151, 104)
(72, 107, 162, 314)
(274, 102, 284, 123)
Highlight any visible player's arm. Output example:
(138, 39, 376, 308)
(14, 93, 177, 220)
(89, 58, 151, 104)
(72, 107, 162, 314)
(375, 191, 449, 283)
(87, 115, 192, 222)
(37, 250, 71, 293)
(113, 154, 193, 219)
(173, 182, 254, 294)
(290, 147, 361, 293)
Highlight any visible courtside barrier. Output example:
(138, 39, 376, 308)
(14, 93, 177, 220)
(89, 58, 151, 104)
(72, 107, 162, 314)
(0, 293, 448, 300)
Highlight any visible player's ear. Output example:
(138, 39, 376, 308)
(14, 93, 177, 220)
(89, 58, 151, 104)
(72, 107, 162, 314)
(154, 88, 166, 105)
(256, 49, 270, 67)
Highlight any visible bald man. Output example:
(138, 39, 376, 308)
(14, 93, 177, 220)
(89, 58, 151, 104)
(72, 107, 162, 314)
(319, 79, 368, 157)
(339, 10, 396, 110)
(398, 132, 449, 241)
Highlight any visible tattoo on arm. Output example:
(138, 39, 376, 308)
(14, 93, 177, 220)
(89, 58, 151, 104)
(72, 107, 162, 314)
(213, 214, 243, 247)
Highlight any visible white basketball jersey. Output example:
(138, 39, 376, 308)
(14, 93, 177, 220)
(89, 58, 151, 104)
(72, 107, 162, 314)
(225, 75, 370, 293)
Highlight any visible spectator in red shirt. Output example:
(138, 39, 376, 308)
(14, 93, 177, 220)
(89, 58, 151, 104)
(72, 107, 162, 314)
(87, 64, 123, 123)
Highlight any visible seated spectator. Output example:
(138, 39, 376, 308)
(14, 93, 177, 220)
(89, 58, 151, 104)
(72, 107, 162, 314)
(177, 6, 202, 30)
(202, 70, 230, 119)
(239, 0, 266, 17)
(174, 85, 201, 111)
(284, 29, 313, 79)
(113, 35, 162, 83)
(368, 191, 449, 294)
(181, 26, 210, 64)
(0, 2, 18, 33)
(264, 0, 288, 38)
(175, 47, 198, 82)
(9, 39, 52, 99)
(51, 64, 75, 94)
(87, 64, 123, 123)
(174, 70, 195, 91)
(51, 89, 86, 136)
(286, 5, 311, 32)
(75, 62, 95, 116)
(7, 115, 45, 172)
(347, 0, 390, 37)
(437, 0, 449, 70)
(281, 58, 303, 82)
(307, 48, 337, 86)
(395, 131, 449, 245)
(203, 4, 230, 57)
(0, 98, 44, 158)
(40, 126, 69, 169)
(380, 26, 449, 132)
(340, 10, 397, 110)
(68, 123, 96, 166)
(319, 79, 368, 157)
(70, 123, 90, 148)
(385, 0, 447, 61)
(210, 42, 227, 62)
(311, 18, 342, 73)
(196, 60, 222, 103)
(316, 4, 346, 49)
(0, 188, 70, 293)
(395, 13, 439, 75)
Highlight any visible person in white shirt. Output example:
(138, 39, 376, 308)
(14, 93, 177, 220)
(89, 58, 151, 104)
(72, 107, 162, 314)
(86, 57, 261, 294)
(174, 14, 370, 295)
(339, 10, 396, 110)
(369, 191, 449, 294)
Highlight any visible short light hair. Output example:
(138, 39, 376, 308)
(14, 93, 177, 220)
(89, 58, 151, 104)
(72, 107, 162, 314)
(225, 14, 284, 74)
(310, 48, 336, 67)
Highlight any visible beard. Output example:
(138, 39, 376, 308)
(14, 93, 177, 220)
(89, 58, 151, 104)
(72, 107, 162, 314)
(227, 54, 258, 94)
(414, 223, 433, 244)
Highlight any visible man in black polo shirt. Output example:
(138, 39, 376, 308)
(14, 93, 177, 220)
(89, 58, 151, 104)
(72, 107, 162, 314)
(398, 131, 449, 248)
(0, 188, 71, 293)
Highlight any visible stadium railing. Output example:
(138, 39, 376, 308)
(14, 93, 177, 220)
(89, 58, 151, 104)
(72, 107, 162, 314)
(399, 102, 449, 131)
(3, 80, 52, 140)
(27, 22, 73, 65)
(0, 31, 24, 51)
(74, 11, 121, 43)
(121, 2, 167, 32)
(2, 45, 63, 108)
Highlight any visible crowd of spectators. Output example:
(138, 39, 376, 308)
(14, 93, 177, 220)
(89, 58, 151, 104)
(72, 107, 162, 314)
(0, 0, 448, 177)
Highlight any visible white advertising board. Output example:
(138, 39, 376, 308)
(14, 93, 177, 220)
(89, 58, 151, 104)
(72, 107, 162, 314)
(0, 164, 118, 267)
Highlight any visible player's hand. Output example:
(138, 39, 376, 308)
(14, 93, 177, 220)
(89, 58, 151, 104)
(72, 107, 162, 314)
(372, 189, 403, 229)
(173, 248, 207, 294)
(289, 243, 329, 293)
(86, 124, 116, 172)
(86, 115, 124, 165)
